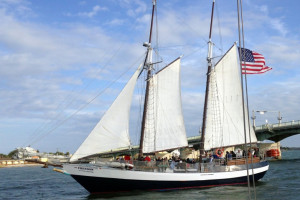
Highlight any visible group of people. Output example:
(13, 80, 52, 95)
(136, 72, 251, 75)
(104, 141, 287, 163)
(137, 156, 196, 164)
(225, 148, 260, 161)
(116, 147, 261, 168)
(131, 155, 198, 171)
(206, 148, 260, 163)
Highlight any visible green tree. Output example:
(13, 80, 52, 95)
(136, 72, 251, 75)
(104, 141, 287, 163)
(55, 151, 64, 156)
(8, 149, 18, 158)
(0, 153, 8, 159)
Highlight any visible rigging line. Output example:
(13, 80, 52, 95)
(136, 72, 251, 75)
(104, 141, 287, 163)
(155, 1, 159, 57)
(26, 2, 147, 147)
(23, 82, 87, 147)
(154, 45, 207, 69)
(181, 44, 207, 60)
(153, 3, 163, 72)
(215, 1, 223, 55)
(211, 69, 224, 147)
(173, 9, 207, 45)
(157, 44, 198, 49)
(135, 76, 145, 145)
(29, 52, 146, 146)
(237, 0, 251, 199)
(153, 49, 163, 64)
(211, 69, 246, 143)
(25, 46, 125, 147)
(208, 2, 224, 56)
(240, 0, 257, 198)
(219, 47, 225, 148)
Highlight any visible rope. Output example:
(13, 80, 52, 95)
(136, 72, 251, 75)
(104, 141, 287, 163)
(237, 0, 255, 199)
(24, 47, 124, 147)
(215, 1, 224, 55)
(30, 52, 146, 146)
(239, 0, 257, 199)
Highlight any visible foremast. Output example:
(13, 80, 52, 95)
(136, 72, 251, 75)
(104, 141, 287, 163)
(139, 0, 156, 159)
(200, 0, 215, 161)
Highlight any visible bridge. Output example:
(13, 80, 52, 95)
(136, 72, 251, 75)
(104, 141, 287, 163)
(255, 120, 300, 142)
(92, 120, 300, 158)
(185, 120, 300, 147)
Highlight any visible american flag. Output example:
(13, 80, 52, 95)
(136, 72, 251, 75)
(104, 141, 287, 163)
(238, 47, 272, 74)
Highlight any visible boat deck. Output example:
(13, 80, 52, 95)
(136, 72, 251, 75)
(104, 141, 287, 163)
(227, 157, 260, 166)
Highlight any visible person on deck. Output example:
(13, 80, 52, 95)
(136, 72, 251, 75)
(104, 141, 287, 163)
(236, 149, 243, 158)
(226, 151, 232, 160)
(231, 151, 236, 159)
(254, 148, 259, 157)
(248, 150, 252, 158)
(144, 156, 151, 162)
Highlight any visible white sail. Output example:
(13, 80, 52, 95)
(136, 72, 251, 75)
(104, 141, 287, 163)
(142, 57, 188, 153)
(70, 64, 142, 162)
(204, 44, 257, 150)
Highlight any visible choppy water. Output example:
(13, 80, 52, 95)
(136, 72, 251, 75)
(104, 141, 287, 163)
(1, 150, 300, 200)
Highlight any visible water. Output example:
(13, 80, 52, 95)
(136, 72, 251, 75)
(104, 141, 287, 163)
(1, 150, 300, 200)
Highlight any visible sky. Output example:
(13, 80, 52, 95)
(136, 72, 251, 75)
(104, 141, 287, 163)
(0, 0, 300, 154)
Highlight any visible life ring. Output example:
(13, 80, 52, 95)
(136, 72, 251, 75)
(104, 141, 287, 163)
(215, 149, 223, 157)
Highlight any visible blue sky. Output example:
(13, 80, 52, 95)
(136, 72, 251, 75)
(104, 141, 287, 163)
(1, 0, 300, 154)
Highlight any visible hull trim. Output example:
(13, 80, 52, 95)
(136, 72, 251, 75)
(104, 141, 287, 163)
(71, 170, 267, 194)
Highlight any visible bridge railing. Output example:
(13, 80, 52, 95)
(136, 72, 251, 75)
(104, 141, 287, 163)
(255, 120, 300, 130)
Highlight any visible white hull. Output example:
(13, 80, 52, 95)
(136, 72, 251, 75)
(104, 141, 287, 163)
(63, 161, 269, 193)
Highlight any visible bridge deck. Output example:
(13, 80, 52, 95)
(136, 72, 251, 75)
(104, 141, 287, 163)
(255, 120, 300, 142)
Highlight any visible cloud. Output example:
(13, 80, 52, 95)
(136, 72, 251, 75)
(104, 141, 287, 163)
(0, 3, 144, 150)
(136, 13, 151, 24)
(0, 0, 32, 15)
(258, 37, 300, 68)
(249, 78, 300, 125)
(269, 18, 288, 37)
(105, 18, 126, 26)
(124, 0, 147, 17)
(78, 5, 107, 18)
(243, 4, 288, 38)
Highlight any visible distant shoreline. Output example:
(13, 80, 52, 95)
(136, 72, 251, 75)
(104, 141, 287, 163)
(0, 163, 43, 168)
(281, 147, 300, 150)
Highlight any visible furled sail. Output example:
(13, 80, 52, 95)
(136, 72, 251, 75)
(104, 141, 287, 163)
(204, 44, 257, 150)
(70, 64, 142, 162)
(142, 57, 188, 153)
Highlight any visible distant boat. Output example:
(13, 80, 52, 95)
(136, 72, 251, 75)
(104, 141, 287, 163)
(62, 0, 268, 194)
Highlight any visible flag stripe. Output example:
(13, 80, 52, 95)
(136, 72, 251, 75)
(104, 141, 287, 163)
(242, 63, 263, 67)
(239, 47, 271, 74)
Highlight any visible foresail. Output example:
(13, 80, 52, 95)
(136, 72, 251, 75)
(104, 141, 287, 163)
(204, 44, 257, 150)
(70, 64, 142, 162)
(142, 57, 188, 153)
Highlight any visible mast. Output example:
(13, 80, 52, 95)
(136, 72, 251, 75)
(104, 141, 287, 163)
(200, 0, 215, 160)
(139, 0, 156, 159)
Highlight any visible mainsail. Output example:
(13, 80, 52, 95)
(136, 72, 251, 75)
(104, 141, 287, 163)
(204, 44, 257, 150)
(70, 64, 142, 162)
(142, 57, 188, 153)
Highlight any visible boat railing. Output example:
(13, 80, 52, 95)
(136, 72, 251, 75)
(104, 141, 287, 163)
(90, 157, 263, 173)
(132, 160, 202, 172)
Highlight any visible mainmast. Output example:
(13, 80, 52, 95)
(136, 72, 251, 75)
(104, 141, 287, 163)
(139, 0, 156, 159)
(200, 0, 215, 160)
